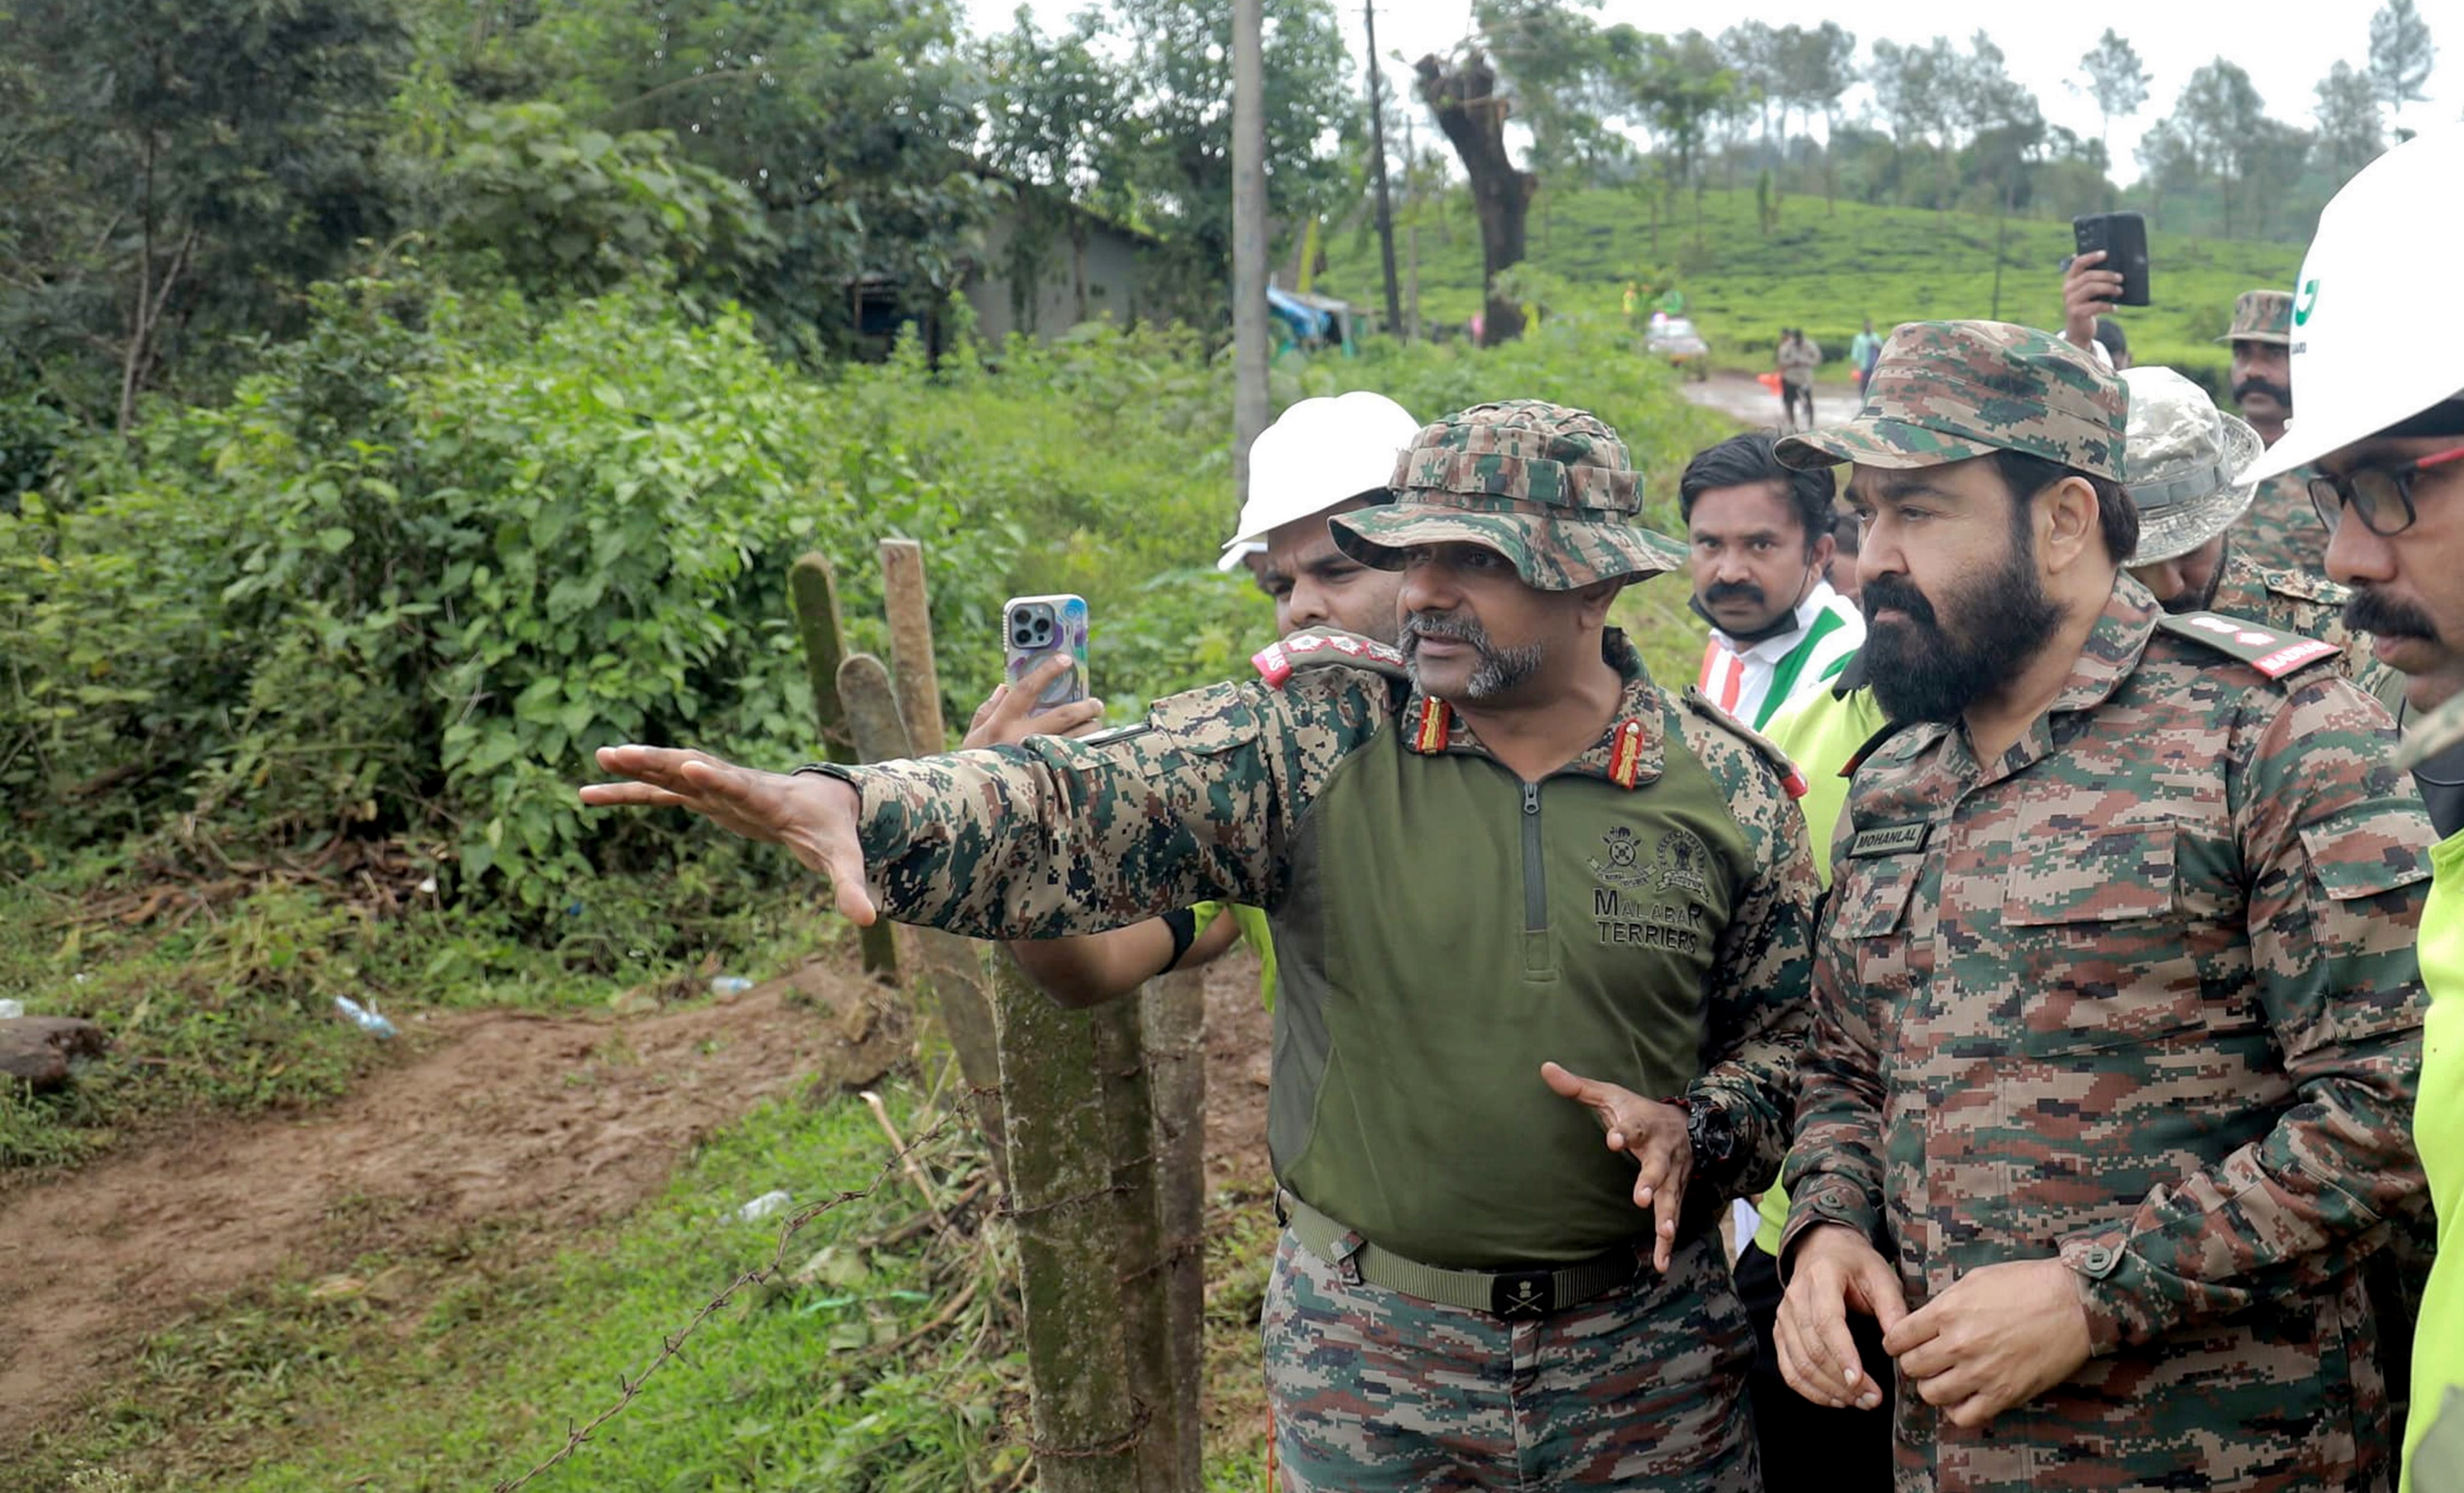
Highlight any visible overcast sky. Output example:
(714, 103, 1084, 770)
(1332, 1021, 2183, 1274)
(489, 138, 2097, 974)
(962, 0, 2464, 187)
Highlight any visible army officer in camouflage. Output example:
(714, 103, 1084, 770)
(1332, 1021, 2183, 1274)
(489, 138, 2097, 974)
(1770, 321, 2433, 1493)
(585, 401, 1819, 1491)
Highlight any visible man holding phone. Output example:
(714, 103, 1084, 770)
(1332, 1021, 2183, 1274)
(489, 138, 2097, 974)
(960, 390, 1422, 1007)
(584, 400, 1819, 1490)
(2063, 248, 2327, 576)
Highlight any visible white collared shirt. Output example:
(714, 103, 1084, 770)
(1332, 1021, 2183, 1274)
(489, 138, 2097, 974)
(1697, 580, 1867, 731)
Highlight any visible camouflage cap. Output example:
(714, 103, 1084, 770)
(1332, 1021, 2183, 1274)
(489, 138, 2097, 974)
(1775, 320, 2128, 482)
(1330, 400, 1689, 590)
(2216, 289, 2293, 346)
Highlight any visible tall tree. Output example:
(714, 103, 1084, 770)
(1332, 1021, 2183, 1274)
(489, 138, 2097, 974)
(2369, 0, 2437, 115)
(976, 9, 1131, 332)
(2076, 28, 2151, 158)
(1108, 0, 1355, 324)
(1622, 29, 1731, 246)
(2170, 58, 2268, 236)
(535, 0, 990, 352)
(2314, 59, 2386, 184)
(1788, 22, 1857, 212)
(0, 0, 407, 431)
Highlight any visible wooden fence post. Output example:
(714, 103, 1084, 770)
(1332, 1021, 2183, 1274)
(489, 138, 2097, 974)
(788, 555, 897, 976)
(878, 538, 945, 754)
(1143, 967, 1210, 1489)
(995, 953, 1146, 1493)
(875, 541, 1011, 1177)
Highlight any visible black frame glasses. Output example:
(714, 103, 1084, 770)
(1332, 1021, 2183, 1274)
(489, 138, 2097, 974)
(2308, 444, 2464, 537)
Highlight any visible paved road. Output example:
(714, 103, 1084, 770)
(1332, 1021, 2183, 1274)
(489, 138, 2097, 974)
(1680, 370, 1863, 432)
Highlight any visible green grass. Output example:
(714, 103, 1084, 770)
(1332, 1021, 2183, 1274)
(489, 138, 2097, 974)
(1320, 185, 2304, 394)
(17, 1077, 1023, 1492)
(0, 852, 841, 1181)
(15, 1069, 1292, 1493)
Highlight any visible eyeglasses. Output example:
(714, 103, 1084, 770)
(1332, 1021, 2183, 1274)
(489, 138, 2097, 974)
(2308, 444, 2464, 537)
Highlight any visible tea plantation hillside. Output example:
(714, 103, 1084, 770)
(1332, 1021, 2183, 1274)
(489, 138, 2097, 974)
(1317, 187, 2305, 392)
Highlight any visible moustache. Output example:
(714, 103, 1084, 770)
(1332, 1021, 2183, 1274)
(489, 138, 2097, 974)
(1703, 580, 1766, 607)
(2232, 377, 2293, 410)
(1860, 574, 1939, 630)
(2345, 584, 2439, 642)
(1401, 611, 1495, 653)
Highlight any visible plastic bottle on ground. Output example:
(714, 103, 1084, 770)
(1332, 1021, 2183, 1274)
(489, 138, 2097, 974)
(709, 975, 756, 998)
(333, 995, 397, 1039)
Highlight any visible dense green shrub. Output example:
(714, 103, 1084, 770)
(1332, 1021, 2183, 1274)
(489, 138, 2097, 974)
(1, 275, 1718, 914)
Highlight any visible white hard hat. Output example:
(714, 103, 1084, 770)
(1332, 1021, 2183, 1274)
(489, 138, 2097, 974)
(1217, 391, 1423, 571)
(2246, 125, 2464, 482)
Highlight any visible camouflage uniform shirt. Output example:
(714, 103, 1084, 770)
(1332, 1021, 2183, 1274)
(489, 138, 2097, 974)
(1784, 576, 2432, 1493)
(2205, 543, 2403, 707)
(2230, 466, 2328, 578)
(821, 630, 1817, 1268)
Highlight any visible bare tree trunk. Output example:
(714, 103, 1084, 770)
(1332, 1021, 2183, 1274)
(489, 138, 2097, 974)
(1364, 0, 1404, 338)
(995, 955, 1145, 1493)
(1231, 0, 1270, 505)
(1415, 49, 1534, 345)
(1144, 968, 1208, 1490)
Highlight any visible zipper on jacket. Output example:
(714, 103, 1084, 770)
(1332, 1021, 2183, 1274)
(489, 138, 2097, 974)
(1522, 780, 1546, 933)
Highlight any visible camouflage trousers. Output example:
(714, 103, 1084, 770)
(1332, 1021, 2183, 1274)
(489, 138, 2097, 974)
(1261, 1228, 1761, 1491)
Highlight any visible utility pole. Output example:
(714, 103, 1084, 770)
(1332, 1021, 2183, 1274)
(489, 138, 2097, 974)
(1363, 0, 1403, 339)
(1231, 0, 1269, 506)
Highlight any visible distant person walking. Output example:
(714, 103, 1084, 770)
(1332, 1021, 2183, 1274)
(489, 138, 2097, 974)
(1849, 319, 1883, 398)
(1777, 328, 1822, 432)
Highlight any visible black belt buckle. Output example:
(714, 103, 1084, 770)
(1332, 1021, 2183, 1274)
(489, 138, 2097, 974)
(1492, 1268, 1554, 1320)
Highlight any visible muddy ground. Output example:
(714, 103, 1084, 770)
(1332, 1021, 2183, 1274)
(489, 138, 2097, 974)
(0, 945, 1275, 1458)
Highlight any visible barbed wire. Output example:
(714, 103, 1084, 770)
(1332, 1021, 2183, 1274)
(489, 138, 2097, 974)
(490, 1106, 961, 1493)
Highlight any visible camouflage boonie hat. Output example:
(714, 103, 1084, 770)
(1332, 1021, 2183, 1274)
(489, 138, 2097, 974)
(2216, 289, 2293, 346)
(1330, 400, 1688, 590)
(1776, 320, 2128, 481)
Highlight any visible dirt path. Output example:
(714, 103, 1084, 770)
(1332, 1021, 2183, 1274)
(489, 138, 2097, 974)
(0, 957, 907, 1445)
(1680, 369, 1863, 431)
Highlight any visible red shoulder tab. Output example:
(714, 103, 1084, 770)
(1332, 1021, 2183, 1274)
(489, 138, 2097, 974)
(1411, 697, 1454, 754)
(1251, 629, 1408, 689)
(2250, 637, 2340, 678)
(2156, 611, 2341, 681)
(1609, 718, 1648, 789)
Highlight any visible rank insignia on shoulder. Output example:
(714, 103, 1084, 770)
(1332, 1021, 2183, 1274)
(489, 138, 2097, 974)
(1609, 719, 1647, 788)
(1250, 629, 1408, 688)
(2157, 611, 2340, 680)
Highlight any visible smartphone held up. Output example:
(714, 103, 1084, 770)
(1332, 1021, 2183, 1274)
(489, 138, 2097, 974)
(2071, 211, 2152, 307)
(1003, 594, 1090, 710)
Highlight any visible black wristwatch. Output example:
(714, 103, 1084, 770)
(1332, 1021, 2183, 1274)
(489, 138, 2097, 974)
(1667, 1094, 1737, 1170)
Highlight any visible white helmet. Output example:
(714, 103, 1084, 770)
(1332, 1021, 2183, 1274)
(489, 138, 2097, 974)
(1217, 391, 1423, 571)
(2246, 124, 2464, 482)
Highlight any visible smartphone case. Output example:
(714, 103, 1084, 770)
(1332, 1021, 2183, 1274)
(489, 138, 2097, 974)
(2073, 211, 2151, 307)
(1003, 594, 1089, 710)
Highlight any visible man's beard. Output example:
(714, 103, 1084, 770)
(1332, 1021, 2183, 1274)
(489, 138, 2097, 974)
(1401, 610, 1545, 700)
(2232, 376, 2293, 414)
(2346, 584, 2440, 648)
(1860, 527, 2064, 724)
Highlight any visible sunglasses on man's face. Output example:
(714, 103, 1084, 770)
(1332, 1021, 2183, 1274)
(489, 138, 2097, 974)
(2309, 445, 2464, 537)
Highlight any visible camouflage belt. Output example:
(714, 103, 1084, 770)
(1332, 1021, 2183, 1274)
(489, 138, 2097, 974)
(1280, 1192, 1643, 1321)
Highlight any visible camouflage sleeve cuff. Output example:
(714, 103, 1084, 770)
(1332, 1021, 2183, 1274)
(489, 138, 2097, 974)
(2059, 1228, 2166, 1355)
(1775, 1176, 1883, 1285)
